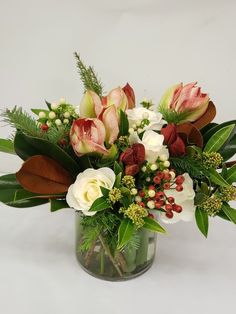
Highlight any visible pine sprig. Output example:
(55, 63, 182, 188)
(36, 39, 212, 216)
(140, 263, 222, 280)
(1, 106, 45, 138)
(74, 52, 103, 97)
(46, 124, 70, 144)
(170, 157, 208, 179)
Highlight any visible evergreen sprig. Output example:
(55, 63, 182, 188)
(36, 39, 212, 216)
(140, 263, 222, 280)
(74, 52, 103, 97)
(1, 106, 45, 138)
(170, 157, 208, 179)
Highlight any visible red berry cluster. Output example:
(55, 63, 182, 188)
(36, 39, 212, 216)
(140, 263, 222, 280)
(40, 124, 49, 132)
(138, 171, 185, 219)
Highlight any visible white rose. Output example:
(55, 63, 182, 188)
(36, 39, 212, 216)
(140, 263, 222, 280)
(126, 107, 165, 131)
(129, 130, 169, 163)
(160, 173, 196, 224)
(66, 167, 115, 216)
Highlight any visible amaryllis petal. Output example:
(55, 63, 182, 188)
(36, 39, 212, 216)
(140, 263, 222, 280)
(107, 87, 128, 111)
(102, 105, 119, 145)
(161, 124, 177, 145)
(169, 136, 186, 156)
(79, 90, 103, 118)
(123, 83, 135, 109)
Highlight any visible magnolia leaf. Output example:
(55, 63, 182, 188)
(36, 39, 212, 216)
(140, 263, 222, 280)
(208, 168, 230, 187)
(143, 217, 166, 233)
(204, 124, 235, 153)
(225, 163, 236, 184)
(193, 101, 216, 130)
(0, 139, 15, 155)
(222, 203, 236, 224)
(114, 161, 123, 175)
(177, 123, 203, 148)
(0, 173, 21, 190)
(16, 155, 73, 194)
(203, 120, 236, 144)
(195, 207, 209, 238)
(219, 134, 236, 161)
(117, 218, 135, 250)
(89, 196, 110, 212)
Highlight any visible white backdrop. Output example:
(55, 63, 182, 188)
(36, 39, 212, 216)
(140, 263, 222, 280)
(0, 1, 236, 314)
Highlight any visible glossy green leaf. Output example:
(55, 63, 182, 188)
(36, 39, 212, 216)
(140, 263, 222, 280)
(208, 168, 230, 187)
(117, 218, 135, 250)
(201, 122, 218, 136)
(119, 110, 129, 136)
(14, 132, 81, 176)
(204, 124, 235, 153)
(89, 196, 110, 212)
(203, 120, 236, 144)
(217, 210, 231, 222)
(0, 139, 15, 154)
(114, 161, 123, 176)
(143, 217, 166, 233)
(114, 172, 122, 188)
(7, 198, 49, 208)
(100, 186, 110, 198)
(219, 134, 236, 161)
(225, 163, 236, 184)
(194, 193, 206, 206)
(0, 174, 21, 190)
(50, 199, 68, 212)
(222, 203, 236, 224)
(195, 207, 209, 237)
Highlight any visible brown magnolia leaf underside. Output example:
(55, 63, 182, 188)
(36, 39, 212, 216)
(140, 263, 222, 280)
(177, 122, 203, 148)
(193, 101, 216, 130)
(16, 155, 73, 195)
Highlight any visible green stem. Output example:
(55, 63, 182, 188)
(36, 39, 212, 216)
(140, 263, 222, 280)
(98, 235, 123, 277)
(100, 248, 105, 275)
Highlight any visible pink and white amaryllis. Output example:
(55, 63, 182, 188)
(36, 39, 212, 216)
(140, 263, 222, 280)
(158, 82, 210, 124)
(70, 118, 108, 156)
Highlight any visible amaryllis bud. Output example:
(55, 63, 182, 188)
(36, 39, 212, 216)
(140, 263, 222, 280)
(79, 90, 103, 118)
(70, 118, 108, 156)
(158, 82, 210, 124)
(122, 83, 135, 109)
(107, 87, 128, 112)
(125, 164, 139, 176)
(99, 105, 119, 145)
(161, 124, 177, 145)
(120, 143, 145, 175)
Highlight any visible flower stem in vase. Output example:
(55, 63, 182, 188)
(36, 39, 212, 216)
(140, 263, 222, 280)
(135, 229, 149, 266)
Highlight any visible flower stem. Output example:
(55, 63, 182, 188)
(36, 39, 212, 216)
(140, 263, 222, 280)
(98, 235, 123, 277)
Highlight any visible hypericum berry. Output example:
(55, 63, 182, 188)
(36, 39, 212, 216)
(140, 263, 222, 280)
(155, 191, 165, 199)
(175, 175, 185, 185)
(148, 213, 154, 219)
(148, 185, 155, 190)
(51, 102, 59, 110)
(164, 173, 172, 181)
(167, 196, 175, 204)
(163, 160, 170, 168)
(155, 201, 163, 209)
(135, 196, 142, 203)
(150, 163, 158, 171)
(59, 139, 67, 146)
(139, 190, 145, 197)
(166, 211, 174, 219)
(173, 205, 183, 213)
(49, 111, 56, 119)
(138, 202, 145, 208)
(169, 171, 176, 180)
(148, 190, 156, 198)
(157, 171, 165, 179)
(160, 154, 168, 162)
(165, 204, 173, 211)
(176, 185, 183, 192)
(153, 176, 161, 184)
(40, 124, 49, 131)
(164, 183, 171, 190)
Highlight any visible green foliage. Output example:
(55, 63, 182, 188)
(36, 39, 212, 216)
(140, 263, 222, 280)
(195, 207, 209, 238)
(225, 163, 236, 184)
(0, 139, 15, 154)
(50, 199, 68, 212)
(170, 157, 208, 178)
(194, 192, 207, 206)
(204, 124, 235, 153)
(1, 106, 45, 138)
(117, 218, 135, 250)
(114, 161, 123, 175)
(203, 120, 236, 144)
(219, 133, 236, 161)
(119, 110, 129, 136)
(208, 168, 230, 187)
(74, 52, 103, 97)
(89, 196, 111, 212)
(143, 217, 166, 233)
(158, 107, 190, 124)
(221, 203, 236, 224)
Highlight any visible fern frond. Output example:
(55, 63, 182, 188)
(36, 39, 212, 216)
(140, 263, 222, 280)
(170, 157, 208, 179)
(74, 52, 103, 97)
(1, 106, 45, 138)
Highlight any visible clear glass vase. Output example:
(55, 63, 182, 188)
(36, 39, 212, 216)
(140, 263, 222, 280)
(75, 211, 157, 281)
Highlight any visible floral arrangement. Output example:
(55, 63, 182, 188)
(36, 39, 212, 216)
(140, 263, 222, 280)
(0, 54, 236, 279)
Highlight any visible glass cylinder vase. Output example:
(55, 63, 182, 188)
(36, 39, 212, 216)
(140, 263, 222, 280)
(75, 211, 157, 281)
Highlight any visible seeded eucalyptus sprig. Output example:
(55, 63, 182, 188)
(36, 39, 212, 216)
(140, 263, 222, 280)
(74, 52, 103, 97)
